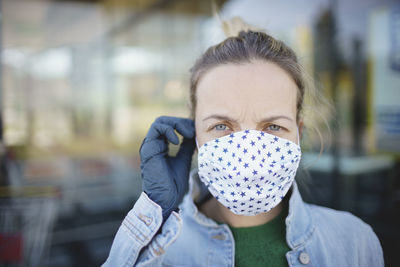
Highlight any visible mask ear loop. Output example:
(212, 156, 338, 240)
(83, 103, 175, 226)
(195, 138, 200, 149)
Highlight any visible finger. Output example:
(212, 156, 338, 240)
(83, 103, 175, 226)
(175, 119, 195, 139)
(146, 122, 179, 145)
(176, 137, 196, 163)
(155, 116, 195, 139)
(174, 138, 195, 194)
(139, 137, 168, 163)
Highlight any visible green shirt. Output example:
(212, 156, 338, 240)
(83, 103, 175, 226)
(229, 208, 290, 267)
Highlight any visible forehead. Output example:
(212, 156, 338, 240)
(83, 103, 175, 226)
(195, 61, 298, 118)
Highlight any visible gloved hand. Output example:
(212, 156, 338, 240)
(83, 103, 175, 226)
(140, 116, 196, 221)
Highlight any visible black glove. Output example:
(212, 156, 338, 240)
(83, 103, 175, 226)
(140, 116, 196, 221)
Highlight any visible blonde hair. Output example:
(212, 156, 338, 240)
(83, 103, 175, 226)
(221, 16, 264, 37)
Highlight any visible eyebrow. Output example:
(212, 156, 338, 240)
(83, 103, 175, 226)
(259, 115, 294, 123)
(202, 115, 237, 122)
(202, 114, 294, 123)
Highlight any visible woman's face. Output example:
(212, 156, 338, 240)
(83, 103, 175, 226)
(195, 61, 300, 148)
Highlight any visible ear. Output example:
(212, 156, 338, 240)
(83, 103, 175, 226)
(298, 120, 304, 139)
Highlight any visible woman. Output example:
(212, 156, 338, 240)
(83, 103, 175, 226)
(103, 20, 384, 267)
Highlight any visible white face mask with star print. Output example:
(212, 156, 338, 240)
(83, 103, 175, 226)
(197, 129, 301, 216)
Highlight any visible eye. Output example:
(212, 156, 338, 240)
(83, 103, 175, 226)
(214, 124, 227, 131)
(267, 124, 281, 131)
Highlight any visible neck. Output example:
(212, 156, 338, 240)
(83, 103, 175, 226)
(199, 197, 284, 227)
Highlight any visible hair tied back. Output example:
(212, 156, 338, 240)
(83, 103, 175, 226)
(221, 17, 265, 38)
(210, 1, 264, 38)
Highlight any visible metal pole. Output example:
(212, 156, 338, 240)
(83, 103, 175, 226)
(0, 0, 3, 143)
(352, 38, 365, 155)
(329, 0, 341, 210)
(0, 0, 7, 186)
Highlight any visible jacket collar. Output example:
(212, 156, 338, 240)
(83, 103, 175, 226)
(180, 169, 315, 248)
(285, 181, 315, 249)
(180, 169, 221, 228)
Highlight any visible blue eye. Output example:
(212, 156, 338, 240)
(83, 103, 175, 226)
(268, 124, 281, 131)
(214, 124, 227, 131)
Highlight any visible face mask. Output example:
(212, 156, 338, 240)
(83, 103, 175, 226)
(197, 129, 301, 216)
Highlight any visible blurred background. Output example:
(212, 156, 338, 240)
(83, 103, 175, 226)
(0, 0, 399, 266)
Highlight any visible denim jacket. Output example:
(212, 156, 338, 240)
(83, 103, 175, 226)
(103, 170, 384, 267)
